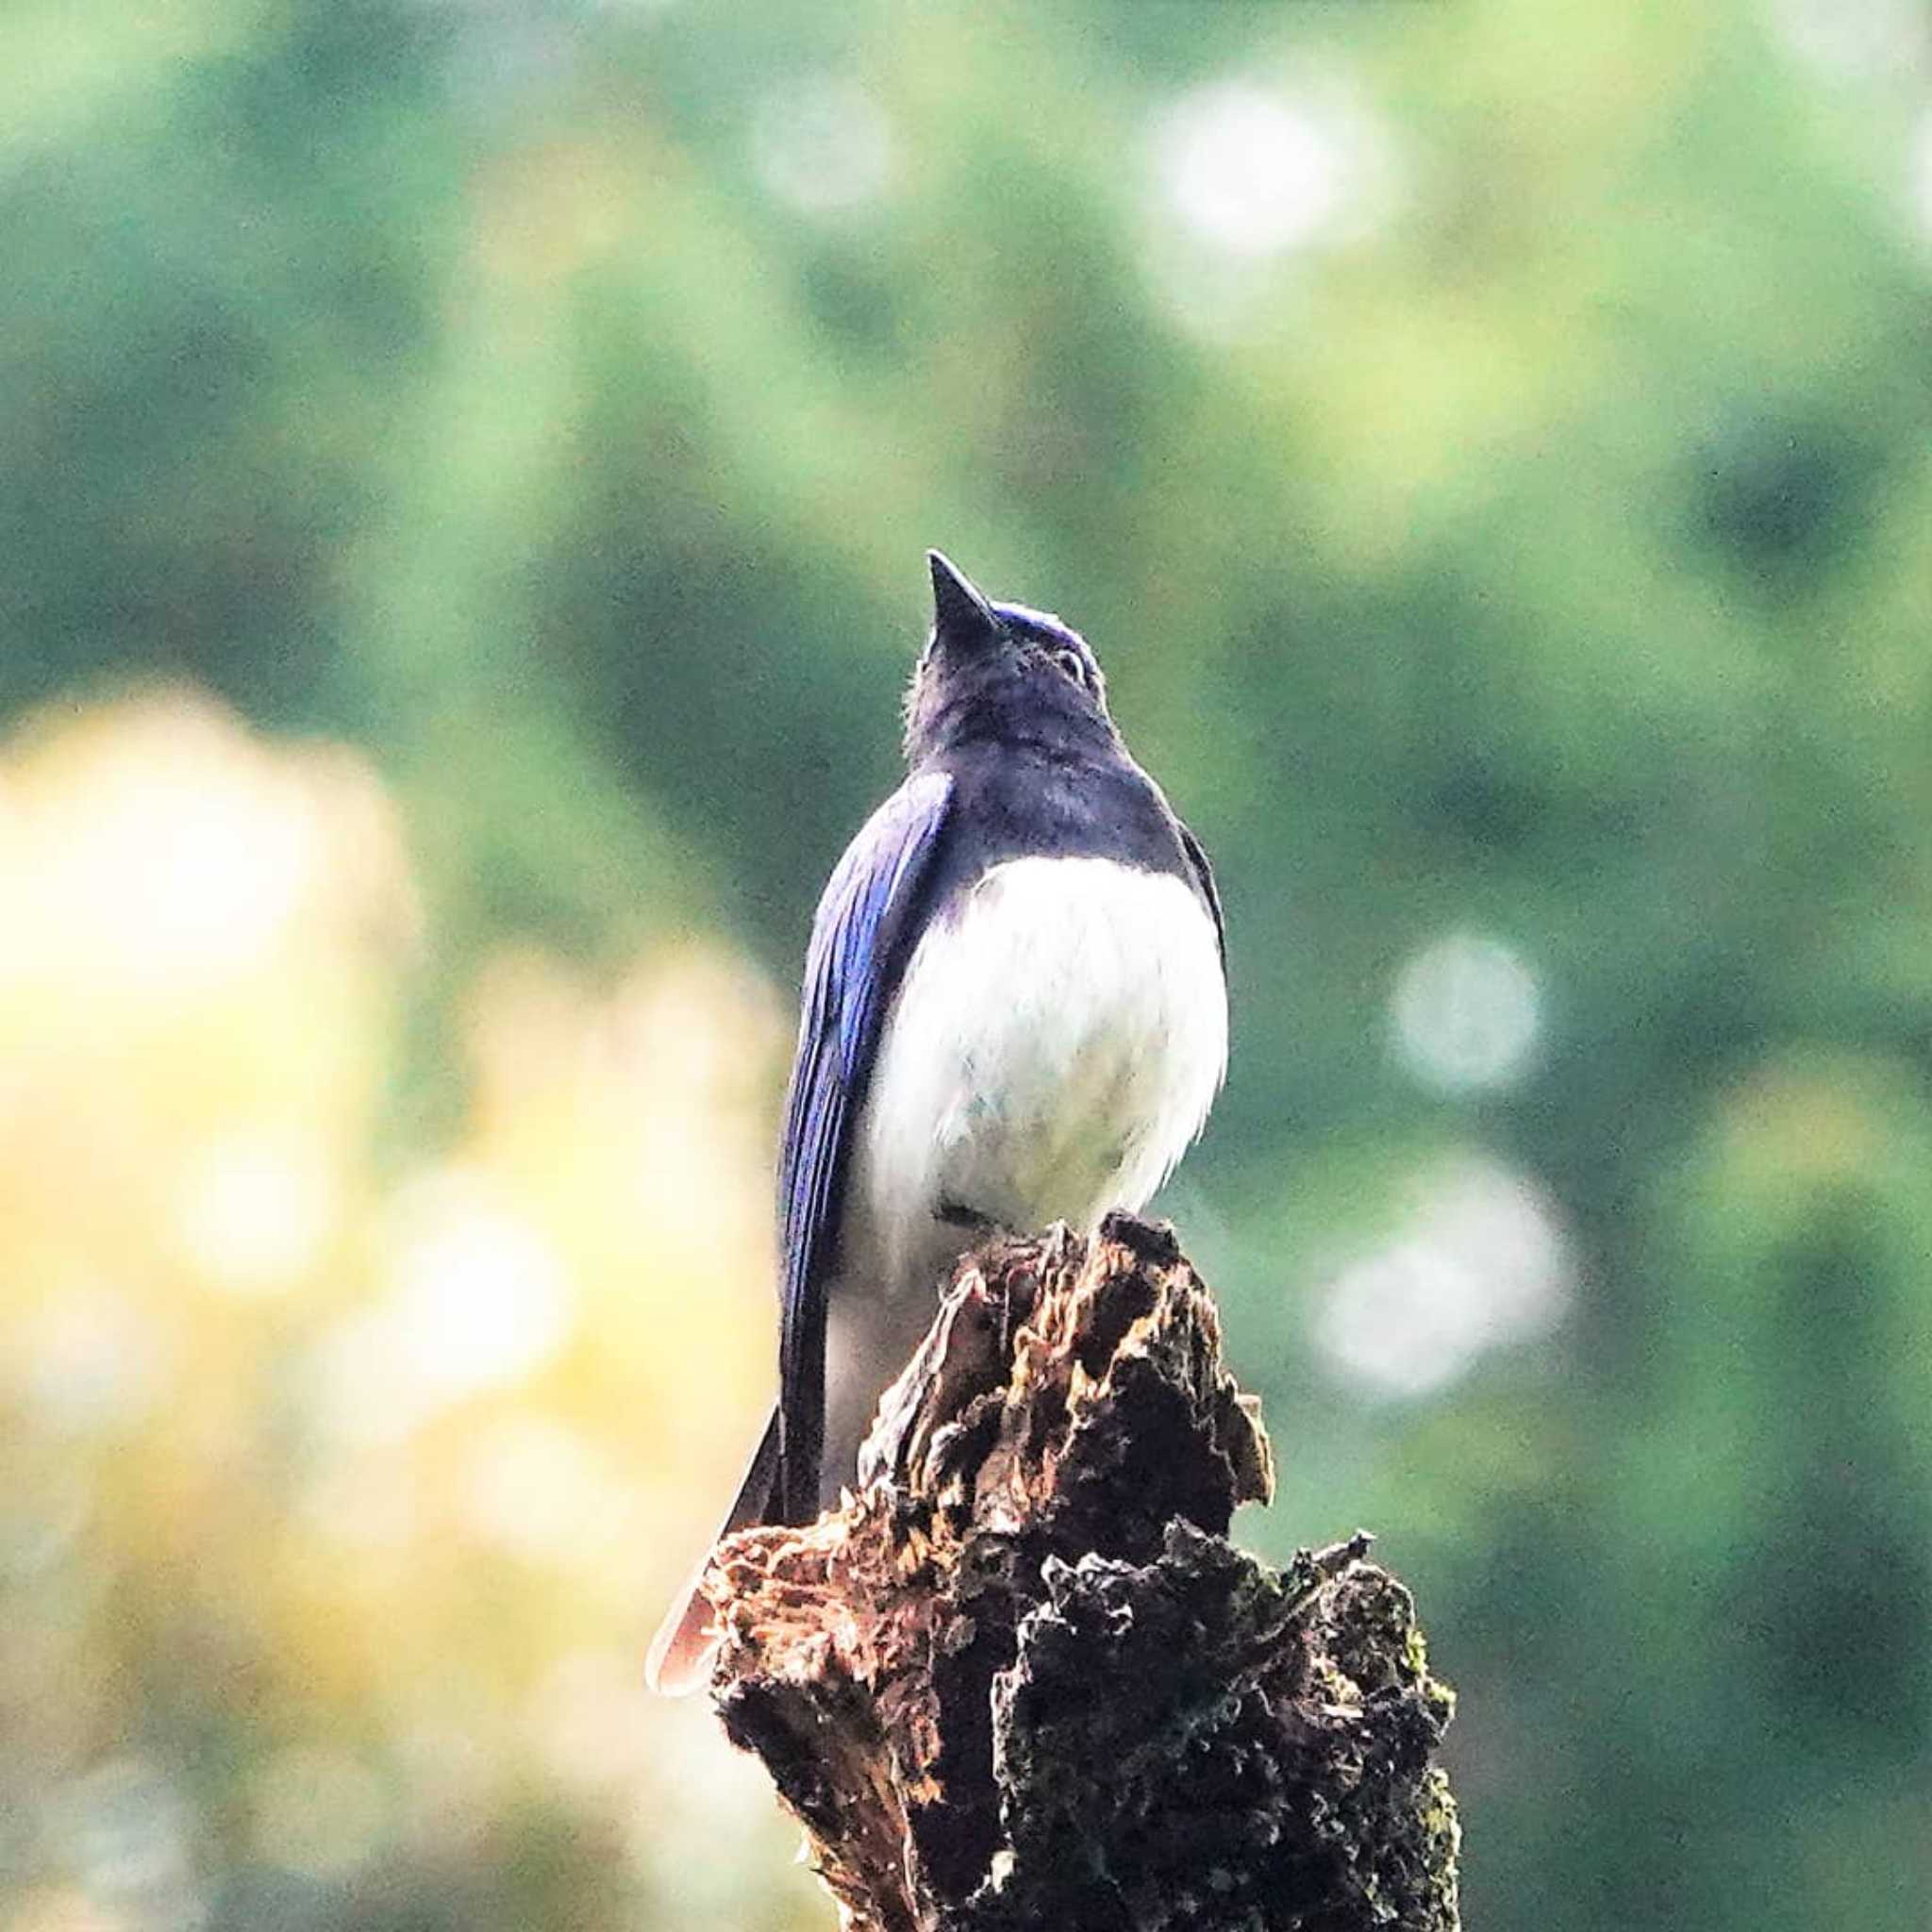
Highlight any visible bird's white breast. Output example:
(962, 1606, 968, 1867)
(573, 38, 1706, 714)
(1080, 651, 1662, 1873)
(848, 855, 1226, 1297)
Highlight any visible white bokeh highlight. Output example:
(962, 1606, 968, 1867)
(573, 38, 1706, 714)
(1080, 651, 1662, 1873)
(175, 1130, 337, 1297)
(751, 76, 895, 218)
(47, 1757, 205, 1931)
(1911, 109, 1932, 244)
(1391, 930, 1542, 1093)
(1157, 83, 1347, 259)
(1142, 74, 1395, 342)
(1314, 1158, 1574, 1399)
(310, 1171, 575, 1445)
(1769, 0, 1927, 80)
(22, 1289, 171, 1436)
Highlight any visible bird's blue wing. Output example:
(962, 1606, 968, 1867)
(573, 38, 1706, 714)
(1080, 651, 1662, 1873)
(774, 768, 954, 1522)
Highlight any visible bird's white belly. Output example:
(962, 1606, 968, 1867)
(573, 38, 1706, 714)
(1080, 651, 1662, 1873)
(847, 854, 1226, 1298)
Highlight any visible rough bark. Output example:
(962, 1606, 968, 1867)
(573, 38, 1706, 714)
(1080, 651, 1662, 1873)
(705, 1213, 1461, 1931)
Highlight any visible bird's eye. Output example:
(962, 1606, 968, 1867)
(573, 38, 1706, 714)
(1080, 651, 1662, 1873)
(1050, 646, 1088, 689)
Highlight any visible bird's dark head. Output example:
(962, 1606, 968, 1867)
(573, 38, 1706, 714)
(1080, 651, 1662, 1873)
(904, 551, 1116, 764)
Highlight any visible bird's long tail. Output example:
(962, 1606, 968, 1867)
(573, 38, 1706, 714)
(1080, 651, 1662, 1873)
(644, 1405, 782, 1696)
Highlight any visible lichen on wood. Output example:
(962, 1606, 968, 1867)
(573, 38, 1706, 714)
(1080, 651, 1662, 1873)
(705, 1213, 1461, 1931)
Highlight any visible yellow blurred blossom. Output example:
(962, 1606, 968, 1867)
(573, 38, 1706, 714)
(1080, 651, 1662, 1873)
(0, 689, 805, 1913)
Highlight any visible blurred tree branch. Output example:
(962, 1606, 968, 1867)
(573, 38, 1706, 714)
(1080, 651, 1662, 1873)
(704, 1215, 1461, 1931)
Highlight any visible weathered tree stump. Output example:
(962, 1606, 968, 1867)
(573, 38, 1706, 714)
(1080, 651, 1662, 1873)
(705, 1214, 1461, 1931)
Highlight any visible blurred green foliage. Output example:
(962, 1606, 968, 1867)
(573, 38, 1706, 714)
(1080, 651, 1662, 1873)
(4, 1, 1931, 1928)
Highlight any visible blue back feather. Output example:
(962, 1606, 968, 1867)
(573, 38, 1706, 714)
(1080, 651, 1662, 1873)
(774, 768, 954, 1519)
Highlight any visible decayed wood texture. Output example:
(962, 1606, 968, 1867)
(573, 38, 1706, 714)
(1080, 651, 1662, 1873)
(704, 1213, 1461, 1931)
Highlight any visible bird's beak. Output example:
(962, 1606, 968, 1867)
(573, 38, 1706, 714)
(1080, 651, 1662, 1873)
(927, 550, 1001, 652)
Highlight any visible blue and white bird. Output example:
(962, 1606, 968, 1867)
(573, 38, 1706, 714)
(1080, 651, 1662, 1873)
(647, 551, 1227, 1692)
